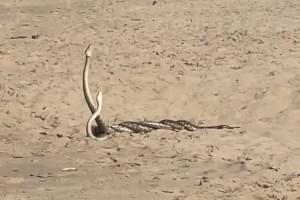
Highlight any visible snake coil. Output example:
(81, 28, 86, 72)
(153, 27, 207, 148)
(83, 45, 240, 140)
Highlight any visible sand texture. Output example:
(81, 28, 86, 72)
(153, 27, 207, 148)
(0, 0, 300, 199)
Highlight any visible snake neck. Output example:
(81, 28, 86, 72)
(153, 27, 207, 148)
(83, 55, 96, 113)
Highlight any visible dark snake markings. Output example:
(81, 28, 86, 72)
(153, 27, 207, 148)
(83, 45, 240, 140)
(107, 119, 239, 134)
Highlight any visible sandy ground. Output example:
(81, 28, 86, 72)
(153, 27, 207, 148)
(0, 0, 300, 199)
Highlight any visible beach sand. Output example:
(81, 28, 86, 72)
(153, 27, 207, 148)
(0, 0, 299, 199)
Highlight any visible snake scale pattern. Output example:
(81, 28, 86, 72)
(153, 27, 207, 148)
(106, 120, 239, 133)
(83, 44, 240, 140)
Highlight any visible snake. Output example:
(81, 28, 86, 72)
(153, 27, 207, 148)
(83, 44, 108, 140)
(83, 44, 240, 140)
(86, 91, 109, 140)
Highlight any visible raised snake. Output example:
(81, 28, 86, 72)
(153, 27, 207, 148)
(83, 44, 108, 139)
(86, 90, 109, 141)
(83, 45, 240, 140)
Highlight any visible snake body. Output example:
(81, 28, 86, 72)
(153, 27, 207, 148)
(83, 44, 108, 139)
(86, 91, 108, 140)
(105, 120, 239, 134)
(83, 45, 240, 140)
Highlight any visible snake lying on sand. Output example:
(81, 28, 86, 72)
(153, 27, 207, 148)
(83, 44, 240, 140)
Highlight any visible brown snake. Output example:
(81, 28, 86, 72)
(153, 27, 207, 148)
(83, 45, 240, 140)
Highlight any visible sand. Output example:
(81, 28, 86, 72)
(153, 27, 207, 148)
(0, 0, 300, 199)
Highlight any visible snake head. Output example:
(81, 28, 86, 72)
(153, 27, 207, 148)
(85, 44, 92, 57)
(96, 90, 103, 106)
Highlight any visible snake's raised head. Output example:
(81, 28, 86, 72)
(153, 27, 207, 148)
(96, 91, 103, 106)
(85, 44, 92, 57)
